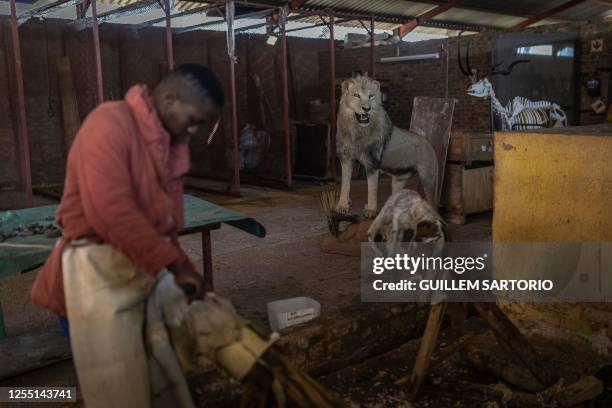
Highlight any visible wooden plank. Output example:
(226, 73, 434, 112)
(447, 132, 493, 163)
(409, 97, 456, 205)
(0, 328, 70, 380)
(278, 302, 428, 376)
(407, 302, 447, 398)
(462, 166, 493, 214)
(459, 344, 544, 392)
(442, 164, 493, 224)
(57, 57, 81, 150)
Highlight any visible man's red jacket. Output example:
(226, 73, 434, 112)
(31, 85, 193, 316)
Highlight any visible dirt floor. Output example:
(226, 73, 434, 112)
(1, 178, 609, 407)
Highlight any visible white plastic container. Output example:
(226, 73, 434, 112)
(267, 297, 320, 332)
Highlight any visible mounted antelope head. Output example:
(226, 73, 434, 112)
(457, 35, 530, 100)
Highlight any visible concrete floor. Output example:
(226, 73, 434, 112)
(0, 178, 493, 406)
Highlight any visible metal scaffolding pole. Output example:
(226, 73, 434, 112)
(280, 6, 292, 189)
(227, 0, 240, 194)
(370, 16, 376, 78)
(91, 0, 104, 103)
(165, 0, 174, 70)
(9, 0, 32, 207)
(329, 13, 336, 180)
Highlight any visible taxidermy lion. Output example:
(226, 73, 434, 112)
(335, 74, 439, 218)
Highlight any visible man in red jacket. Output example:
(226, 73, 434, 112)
(31, 64, 224, 407)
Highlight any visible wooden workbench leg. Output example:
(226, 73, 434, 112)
(201, 231, 214, 292)
(408, 302, 447, 398)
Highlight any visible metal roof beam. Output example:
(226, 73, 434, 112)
(72, 0, 162, 30)
(175, 7, 276, 34)
(284, 17, 351, 34)
(421, 18, 497, 32)
(511, 0, 588, 29)
(17, 0, 81, 26)
(397, 0, 463, 37)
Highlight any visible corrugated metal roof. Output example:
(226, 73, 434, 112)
(303, 0, 432, 18)
(99, 0, 204, 12)
(556, 2, 611, 20)
(299, 0, 612, 30)
(435, 7, 526, 28)
(2, 0, 611, 37)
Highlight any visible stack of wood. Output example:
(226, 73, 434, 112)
(405, 302, 606, 407)
(456, 345, 604, 407)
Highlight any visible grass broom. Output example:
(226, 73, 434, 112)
(318, 184, 359, 237)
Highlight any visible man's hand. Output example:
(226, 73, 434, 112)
(168, 260, 204, 302)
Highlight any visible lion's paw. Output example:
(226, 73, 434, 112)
(363, 207, 377, 219)
(334, 204, 350, 214)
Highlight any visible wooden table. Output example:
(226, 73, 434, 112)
(0, 195, 265, 338)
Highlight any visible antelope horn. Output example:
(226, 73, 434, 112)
(490, 59, 530, 76)
(488, 60, 505, 75)
(457, 34, 471, 77)
(466, 40, 474, 78)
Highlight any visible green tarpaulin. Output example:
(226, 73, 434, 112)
(0, 195, 265, 279)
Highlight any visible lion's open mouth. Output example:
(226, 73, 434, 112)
(355, 113, 370, 126)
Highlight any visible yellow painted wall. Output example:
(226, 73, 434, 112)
(493, 131, 612, 242)
(493, 127, 612, 349)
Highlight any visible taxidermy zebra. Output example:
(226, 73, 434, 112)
(458, 39, 567, 130)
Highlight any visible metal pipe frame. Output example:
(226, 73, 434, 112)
(283, 16, 351, 34)
(9, 0, 33, 207)
(176, 7, 275, 35)
(227, 1, 240, 194)
(77, 0, 92, 19)
(279, 6, 291, 189)
(328, 12, 336, 180)
(92, 0, 104, 103)
(370, 16, 375, 78)
(164, 0, 174, 69)
(234, 12, 305, 33)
